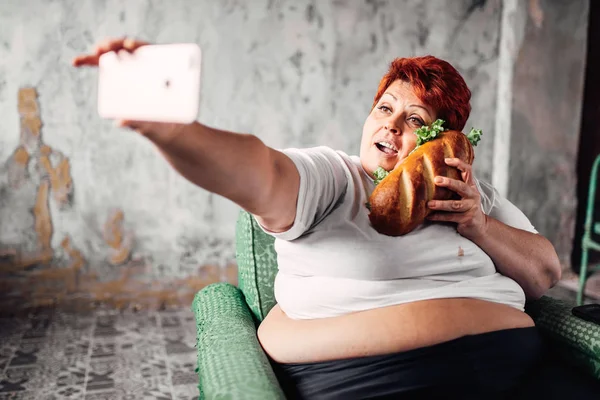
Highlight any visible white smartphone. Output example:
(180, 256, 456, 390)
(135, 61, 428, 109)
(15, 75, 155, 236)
(97, 43, 201, 124)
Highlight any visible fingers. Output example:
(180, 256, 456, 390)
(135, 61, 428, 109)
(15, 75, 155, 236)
(444, 157, 469, 171)
(444, 157, 475, 184)
(72, 38, 123, 67)
(117, 120, 177, 140)
(72, 54, 100, 67)
(116, 120, 155, 137)
(426, 211, 473, 224)
(94, 37, 127, 56)
(433, 176, 473, 198)
(72, 37, 149, 67)
(118, 120, 148, 131)
(429, 159, 485, 235)
(123, 37, 149, 51)
(426, 212, 455, 222)
(428, 198, 475, 213)
(98, 37, 148, 54)
(117, 120, 133, 128)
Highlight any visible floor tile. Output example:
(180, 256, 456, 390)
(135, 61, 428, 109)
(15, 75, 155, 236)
(0, 308, 200, 399)
(84, 391, 119, 400)
(0, 391, 43, 400)
(169, 362, 197, 387)
(161, 328, 195, 358)
(171, 384, 200, 400)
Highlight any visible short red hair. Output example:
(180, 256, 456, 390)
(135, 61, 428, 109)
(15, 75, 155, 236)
(372, 56, 471, 131)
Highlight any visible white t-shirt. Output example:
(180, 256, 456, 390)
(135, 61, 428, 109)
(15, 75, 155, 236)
(256, 146, 538, 320)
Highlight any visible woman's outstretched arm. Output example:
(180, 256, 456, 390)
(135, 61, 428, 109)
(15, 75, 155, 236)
(73, 38, 299, 233)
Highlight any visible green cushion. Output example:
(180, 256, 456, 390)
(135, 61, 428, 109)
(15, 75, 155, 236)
(236, 211, 279, 322)
(192, 282, 285, 399)
(526, 296, 600, 379)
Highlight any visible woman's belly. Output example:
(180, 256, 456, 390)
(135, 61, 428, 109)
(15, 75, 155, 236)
(258, 298, 534, 363)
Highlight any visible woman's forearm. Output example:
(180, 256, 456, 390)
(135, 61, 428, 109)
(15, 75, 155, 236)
(471, 216, 561, 300)
(142, 122, 299, 229)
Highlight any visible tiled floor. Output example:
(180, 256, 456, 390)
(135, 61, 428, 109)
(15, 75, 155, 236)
(0, 308, 199, 400)
(0, 284, 595, 400)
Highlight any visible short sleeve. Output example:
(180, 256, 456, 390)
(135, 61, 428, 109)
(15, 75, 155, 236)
(255, 146, 349, 241)
(476, 179, 538, 234)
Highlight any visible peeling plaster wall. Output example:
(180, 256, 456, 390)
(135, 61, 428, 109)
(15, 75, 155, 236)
(507, 0, 588, 271)
(0, 0, 586, 311)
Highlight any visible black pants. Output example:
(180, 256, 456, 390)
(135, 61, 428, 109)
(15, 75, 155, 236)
(273, 327, 543, 400)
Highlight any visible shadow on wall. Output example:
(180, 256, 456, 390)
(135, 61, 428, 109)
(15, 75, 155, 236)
(0, 88, 237, 314)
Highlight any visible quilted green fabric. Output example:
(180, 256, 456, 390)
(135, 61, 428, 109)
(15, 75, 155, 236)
(192, 282, 285, 399)
(526, 296, 600, 379)
(235, 210, 279, 322)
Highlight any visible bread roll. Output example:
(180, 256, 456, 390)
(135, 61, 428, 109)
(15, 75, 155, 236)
(368, 130, 474, 236)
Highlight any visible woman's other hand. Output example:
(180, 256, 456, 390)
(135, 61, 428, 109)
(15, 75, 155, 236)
(426, 158, 488, 240)
(427, 159, 561, 299)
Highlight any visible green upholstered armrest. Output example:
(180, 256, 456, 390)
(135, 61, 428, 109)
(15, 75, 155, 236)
(526, 296, 600, 379)
(192, 283, 285, 399)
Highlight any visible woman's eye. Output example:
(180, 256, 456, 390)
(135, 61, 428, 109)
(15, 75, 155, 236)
(409, 117, 424, 126)
(378, 105, 392, 113)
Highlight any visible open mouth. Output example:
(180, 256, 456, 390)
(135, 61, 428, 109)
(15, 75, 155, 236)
(375, 141, 399, 155)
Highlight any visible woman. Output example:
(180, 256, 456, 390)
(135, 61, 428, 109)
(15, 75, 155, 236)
(74, 39, 561, 399)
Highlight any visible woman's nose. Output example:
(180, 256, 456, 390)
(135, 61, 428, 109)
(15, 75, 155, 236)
(385, 121, 401, 135)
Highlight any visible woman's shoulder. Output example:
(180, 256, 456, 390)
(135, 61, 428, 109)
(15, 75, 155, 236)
(281, 146, 356, 161)
(280, 146, 363, 174)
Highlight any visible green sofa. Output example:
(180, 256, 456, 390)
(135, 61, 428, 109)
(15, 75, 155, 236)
(192, 211, 600, 399)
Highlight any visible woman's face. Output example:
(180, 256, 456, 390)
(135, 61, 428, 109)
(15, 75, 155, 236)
(360, 80, 436, 177)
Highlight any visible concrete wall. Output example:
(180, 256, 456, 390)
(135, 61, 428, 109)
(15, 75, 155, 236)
(506, 0, 589, 269)
(0, 0, 586, 311)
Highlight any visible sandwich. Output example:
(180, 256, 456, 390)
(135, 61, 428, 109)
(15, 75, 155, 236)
(367, 119, 482, 236)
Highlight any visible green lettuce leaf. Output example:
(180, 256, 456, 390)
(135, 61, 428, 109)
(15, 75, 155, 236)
(414, 118, 446, 147)
(467, 127, 483, 146)
(373, 166, 390, 185)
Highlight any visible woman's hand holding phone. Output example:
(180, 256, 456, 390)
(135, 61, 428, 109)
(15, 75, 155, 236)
(72, 37, 200, 145)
